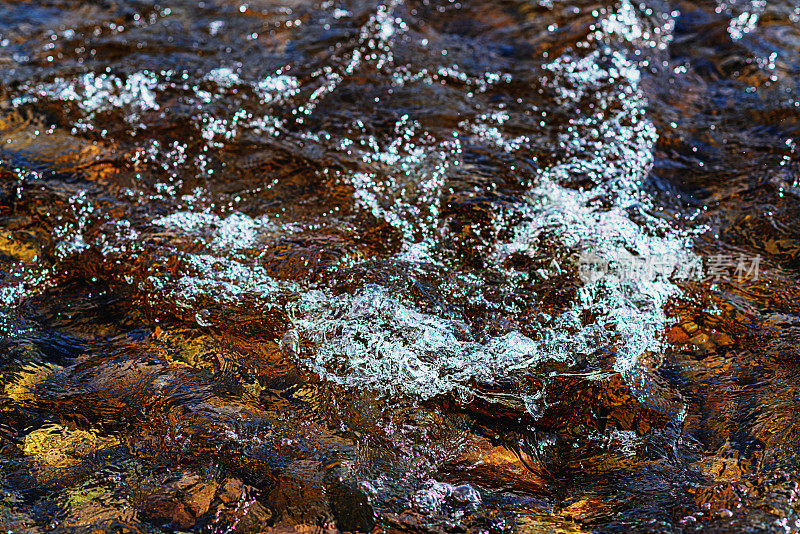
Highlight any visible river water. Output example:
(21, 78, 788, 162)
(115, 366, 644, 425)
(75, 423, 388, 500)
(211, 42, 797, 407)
(0, 0, 799, 532)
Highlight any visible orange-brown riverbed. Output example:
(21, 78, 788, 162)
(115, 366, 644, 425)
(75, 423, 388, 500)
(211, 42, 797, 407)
(1, 0, 800, 532)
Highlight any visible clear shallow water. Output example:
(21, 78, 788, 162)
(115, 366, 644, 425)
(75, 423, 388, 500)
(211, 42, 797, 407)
(0, 0, 799, 532)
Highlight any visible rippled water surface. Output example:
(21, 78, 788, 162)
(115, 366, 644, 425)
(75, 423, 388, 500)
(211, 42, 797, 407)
(1, 0, 800, 532)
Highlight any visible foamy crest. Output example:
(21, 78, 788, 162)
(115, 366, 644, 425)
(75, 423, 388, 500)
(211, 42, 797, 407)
(282, 285, 577, 399)
(156, 254, 289, 310)
(38, 1, 693, 415)
(278, 6, 694, 402)
(16, 71, 160, 114)
(153, 211, 298, 253)
(496, 47, 694, 374)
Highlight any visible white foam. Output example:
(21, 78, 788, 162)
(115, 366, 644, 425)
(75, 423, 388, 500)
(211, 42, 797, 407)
(726, 0, 765, 41)
(275, 10, 694, 401)
(160, 254, 289, 309)
(489, 47, 694, 376)
(254, 75, 300, 103)
(152, 211, 291, 253)
(348, 113, 462, 263)
(20, 71, 161, 114)
(38, 2, 693, 417)
(152, 211, 220, 231)
(208, 20, 225, 36)
(282, 285, 575, 399)
(412, 481, 481, 515)
(205, 67, 242, 88)
(301, 0, 404, 114)
(600, 0, 644, 44)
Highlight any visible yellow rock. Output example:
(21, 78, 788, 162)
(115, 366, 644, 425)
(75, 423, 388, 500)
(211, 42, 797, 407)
(23, 424, 119, 484)
(0, 232, 39, 262)
(4, 362, 56, 403)
(682, 321, 700, 335)
(560, 495, 615, 522)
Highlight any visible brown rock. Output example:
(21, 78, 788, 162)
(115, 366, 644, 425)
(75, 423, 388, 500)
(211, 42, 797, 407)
(142, 493, 195, 529)
(219, 477, 246, 504)
(185, 482, 219, 516)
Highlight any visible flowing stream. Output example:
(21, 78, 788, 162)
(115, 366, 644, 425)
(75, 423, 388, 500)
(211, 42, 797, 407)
(1, 0, 800, 532)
